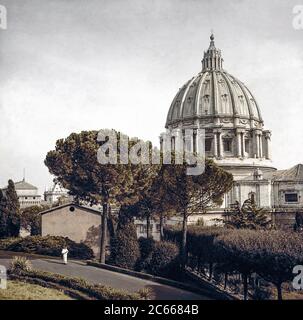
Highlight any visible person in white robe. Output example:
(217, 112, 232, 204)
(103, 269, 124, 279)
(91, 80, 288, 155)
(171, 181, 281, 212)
(61, 247, 69, 265)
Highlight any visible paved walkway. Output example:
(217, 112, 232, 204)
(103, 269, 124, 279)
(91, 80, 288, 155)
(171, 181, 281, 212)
(0, 251, 211, 300)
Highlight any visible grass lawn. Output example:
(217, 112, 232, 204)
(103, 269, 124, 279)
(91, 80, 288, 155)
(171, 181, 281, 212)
(0, 280, 73, 300)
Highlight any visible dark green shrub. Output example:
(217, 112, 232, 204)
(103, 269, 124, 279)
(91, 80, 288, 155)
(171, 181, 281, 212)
(147, 241, 180, 278)
(251, 286, 271, 300)
(9, 256, 32, 274)
(138, 237, 156, 260)
(0, 237, 21, 250)
(186, 226, 229, 279)
(0, 236, 94, 259)
(135, 237, 156, 271)
(164, 225, 229, 279)
(163, 226, 183, 245)
(110, 222, 140, 270)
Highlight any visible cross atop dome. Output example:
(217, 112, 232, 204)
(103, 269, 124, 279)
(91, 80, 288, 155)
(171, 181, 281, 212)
(202, 33, 223, 71)
(209, 32, 215, 47)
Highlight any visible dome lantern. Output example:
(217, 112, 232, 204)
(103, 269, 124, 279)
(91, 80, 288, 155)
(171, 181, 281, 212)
(202, 33, 223, 71)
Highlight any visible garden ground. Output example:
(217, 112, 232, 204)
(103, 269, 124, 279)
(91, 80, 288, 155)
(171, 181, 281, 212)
(0, 280, 72, 300)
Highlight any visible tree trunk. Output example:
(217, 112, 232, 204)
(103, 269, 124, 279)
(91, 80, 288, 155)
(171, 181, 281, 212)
(243, 273, 248, 300)
(209, 262, 213, 281)
(107, 206, 116, 239)
(146, 215, 150, 238)
(181, 210, 188, 269)
(159, 213, 164, 241)
(276, 283, 283, 300)
(224, 272, 228, 290)
(100, 203, 108, 263)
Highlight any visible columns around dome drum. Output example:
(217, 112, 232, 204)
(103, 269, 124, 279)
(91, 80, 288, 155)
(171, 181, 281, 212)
(209, 128, 271, 161)
(213, 132, 218, 157)
(236, 131, 242, 158)
(235, 129, 246, 159)
(251, 129, 271, 160)
(161, 126, 272, 162)
(264, 130, 272, 160)
(212, 129, 224, 159)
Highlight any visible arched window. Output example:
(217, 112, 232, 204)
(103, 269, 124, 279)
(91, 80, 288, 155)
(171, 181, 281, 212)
(223, 138, 232, 152)
(248, 192, 256, 204)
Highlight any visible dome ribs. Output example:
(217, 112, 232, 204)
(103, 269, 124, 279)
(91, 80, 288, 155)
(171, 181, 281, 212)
(220, 71, 237, 119)
(165, 35, 264, 128)
(195, 72, 207, 118)
(211, 71, 219, 117)
(180, 76, 198, 120)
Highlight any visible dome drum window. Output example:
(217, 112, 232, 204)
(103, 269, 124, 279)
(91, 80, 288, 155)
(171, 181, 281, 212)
(223, 138, 233, 153)
(205, 138, 213, 153)
(245, 139, 250, 154)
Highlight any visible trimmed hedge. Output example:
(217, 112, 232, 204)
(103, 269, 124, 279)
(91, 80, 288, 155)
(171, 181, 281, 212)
(215, 229, 303, 300)
(147, 241, 180, 278)
(164, 225, 228, 279)
(136, 237, 156, 271)
(0, 236, 94, 260)
(165, 225, 303, 300)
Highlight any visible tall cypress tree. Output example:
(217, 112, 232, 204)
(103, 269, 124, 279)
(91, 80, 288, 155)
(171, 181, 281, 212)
(223, 199, 271, 230)
(6, 180, 20, 237)
(0, 189, 8, 238)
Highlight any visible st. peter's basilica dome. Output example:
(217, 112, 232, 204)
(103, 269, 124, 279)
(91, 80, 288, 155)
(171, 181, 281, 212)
(163, 34, 276, 177)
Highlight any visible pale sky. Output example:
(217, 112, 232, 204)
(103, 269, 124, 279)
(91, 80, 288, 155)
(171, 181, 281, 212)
(0, 0, 303, 193)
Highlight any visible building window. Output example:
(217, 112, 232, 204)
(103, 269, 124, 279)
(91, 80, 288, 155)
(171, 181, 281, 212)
(248, 192, 256, 204)
(285, 193, 298, 203)
(138, 224, 144, 233)
(137, 224, 153, 234)
(171, 137, 175, 151)
(245, 139, 249, 153)
(205, 138, 212, 152)
(193, 132, 197, 153)
(223, 139, 232, 152)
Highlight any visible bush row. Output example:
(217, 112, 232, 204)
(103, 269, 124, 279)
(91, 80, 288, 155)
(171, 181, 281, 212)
(111, 236, 180, 279)
(0, 235, 94, 260)
(109, 221, 180, 279)
(164, 226, 303, 300)
(143, 239, 180, 278)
